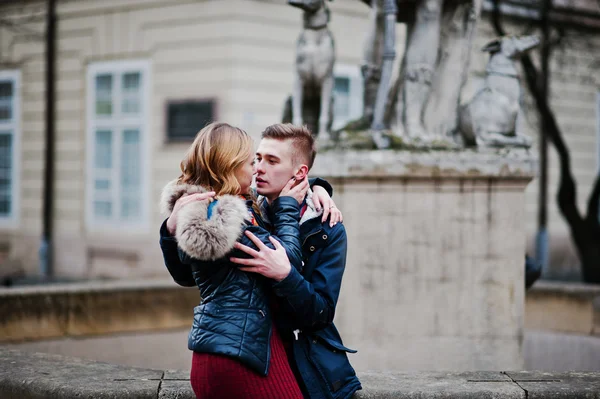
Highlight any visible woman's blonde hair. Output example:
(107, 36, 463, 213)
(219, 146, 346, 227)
(178, 122, 253, 196)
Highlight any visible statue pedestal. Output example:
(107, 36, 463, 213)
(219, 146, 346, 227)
(311, 149, 536, 371)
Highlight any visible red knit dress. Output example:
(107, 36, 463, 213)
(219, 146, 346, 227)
(190, 321, 302, 399)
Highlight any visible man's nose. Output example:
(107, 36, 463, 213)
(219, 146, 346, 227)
(255, 160, 265, 173)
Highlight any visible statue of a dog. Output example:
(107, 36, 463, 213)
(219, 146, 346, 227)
(287, 0, 335, 139)
(458, 35, 539, 148)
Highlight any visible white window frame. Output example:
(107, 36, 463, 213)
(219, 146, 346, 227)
(332, 64, 364, 130)
(86, 60, 151, 232)
(0, 70, 21, 227)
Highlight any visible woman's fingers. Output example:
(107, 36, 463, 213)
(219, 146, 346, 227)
(328, 208, 341, 226)
(175, 191, 215, 209)
(312, 189, 323, 211)
(321, 200, 331, 223)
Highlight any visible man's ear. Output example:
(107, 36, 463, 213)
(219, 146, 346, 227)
(294, 165, 309, 180)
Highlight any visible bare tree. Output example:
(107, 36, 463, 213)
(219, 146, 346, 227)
(491, 0, 600, 283)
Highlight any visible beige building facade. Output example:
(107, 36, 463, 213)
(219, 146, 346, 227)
(0, 0, 598, 281)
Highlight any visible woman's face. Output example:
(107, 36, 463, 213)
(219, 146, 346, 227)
(234, 148, 255, 195)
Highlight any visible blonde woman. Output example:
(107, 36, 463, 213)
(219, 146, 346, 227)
(160, 122, 310, 398)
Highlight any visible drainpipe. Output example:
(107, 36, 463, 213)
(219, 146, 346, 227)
(40, 0, 56, 280)
(536, 0, 551, 275)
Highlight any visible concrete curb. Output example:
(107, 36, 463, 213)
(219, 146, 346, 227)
(2, 349, 600, 398)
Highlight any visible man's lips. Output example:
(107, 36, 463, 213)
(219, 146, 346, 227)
(256, 178, 267, 185)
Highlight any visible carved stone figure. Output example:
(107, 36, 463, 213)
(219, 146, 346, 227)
(458, 35, 539, 148)
(286, 0, 335, 138)
(360, 0, 482, 146)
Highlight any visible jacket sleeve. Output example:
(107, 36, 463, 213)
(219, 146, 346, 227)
(159, 219, 196, 287)
(309, 177, 333, 197)
(230, 196, 303, 271)
(271, 222, 348, 331)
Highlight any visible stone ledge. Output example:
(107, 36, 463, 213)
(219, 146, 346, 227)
(526, 281, 600, 336)
(0, 279, 199, 343)
(529, 281, 600, 298)
(2, 349, 600, 399)
(312, 149, 537, 179)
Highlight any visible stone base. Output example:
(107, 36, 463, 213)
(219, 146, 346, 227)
(311, 150, 536, 371)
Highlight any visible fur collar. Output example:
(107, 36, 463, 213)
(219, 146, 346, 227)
(160, 179, 250, 261)
(300, 189, 322, 225)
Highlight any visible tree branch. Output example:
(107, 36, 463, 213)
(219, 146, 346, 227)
(586, 173, 600, 223)
(491, 0, 506, 36)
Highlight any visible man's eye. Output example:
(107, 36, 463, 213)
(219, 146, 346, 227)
(269, 160, 277, 165)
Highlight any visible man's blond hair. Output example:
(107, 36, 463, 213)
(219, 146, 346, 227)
(261, 123, 316, 169)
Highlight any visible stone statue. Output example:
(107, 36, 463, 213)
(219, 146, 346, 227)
(360, 0, 482, 147)
(458, 35, 538, 148)
(284, 0, 335, 139)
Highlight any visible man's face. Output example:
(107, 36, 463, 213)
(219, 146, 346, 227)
(254, 138, 296, 201)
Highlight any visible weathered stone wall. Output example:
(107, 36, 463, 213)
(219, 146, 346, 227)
(310, 150, 534, 371)
(0, 279, 198, 342)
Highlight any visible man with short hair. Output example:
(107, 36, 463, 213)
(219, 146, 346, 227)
(160, 124, 361, 399)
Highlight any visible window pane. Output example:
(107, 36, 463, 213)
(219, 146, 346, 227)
(95, 130, 112, 169)
(95, 74, 112, 116)
(0, 81, 13, 121)
(94, 179, 110, 190)
(122, 96, 140, 115)
(334, 77, 351, 121)
(94, 201, 112, 219)
(122, 72, 141, 115)
(334, 77, 350, 95)
(122, 73, 140, 91)
(121, 129, 140, 219)
(0, 132, 13, 216)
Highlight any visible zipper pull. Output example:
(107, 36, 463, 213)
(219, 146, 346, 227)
(259, 310, 266, 317)
(293, 329, 300, 340)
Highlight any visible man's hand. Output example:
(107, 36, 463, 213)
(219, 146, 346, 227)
(166, 191, 216, 235)
(279, 176, 309, 205)
(312, 185, 343, 227)
(230, 231, 291, 282)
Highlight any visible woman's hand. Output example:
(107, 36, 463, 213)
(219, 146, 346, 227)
(312, 185, 343, 227)
(279, 176, 309, 205)
(166, 191, 216, 235)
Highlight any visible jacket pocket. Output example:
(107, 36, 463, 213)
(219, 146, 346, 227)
(306, 333, 357, 395)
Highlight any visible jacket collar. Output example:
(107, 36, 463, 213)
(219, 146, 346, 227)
(160, 179, 250, 261)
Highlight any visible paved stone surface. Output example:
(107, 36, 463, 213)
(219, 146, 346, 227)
(0, 348, 162, 399)
(3, 348, 600, 398)
(354, 371, 526, 398)
(505, 371, 600, 398)
(159, 380, 195, 399)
